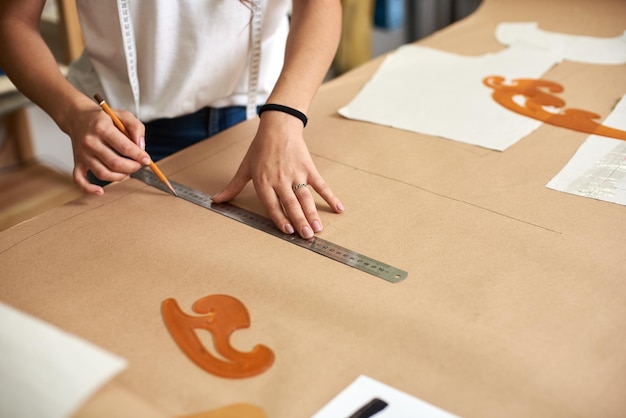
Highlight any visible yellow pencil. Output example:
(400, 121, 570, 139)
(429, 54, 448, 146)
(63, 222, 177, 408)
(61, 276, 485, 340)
(94, 94, 177, 196)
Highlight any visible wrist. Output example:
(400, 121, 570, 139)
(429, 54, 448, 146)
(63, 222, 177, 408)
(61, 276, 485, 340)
(258, 103, 308, 127)
(55, 93, 99, 135)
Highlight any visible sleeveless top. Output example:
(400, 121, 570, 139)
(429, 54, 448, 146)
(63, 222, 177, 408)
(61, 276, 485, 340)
(67, 0, 289, 122)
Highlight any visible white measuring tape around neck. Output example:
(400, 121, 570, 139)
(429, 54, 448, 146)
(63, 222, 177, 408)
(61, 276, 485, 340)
(117, 0, 141, 117)
(131, 168, 408, 283)
(246, 0, 263, 120)
(117, 0, 263, 120)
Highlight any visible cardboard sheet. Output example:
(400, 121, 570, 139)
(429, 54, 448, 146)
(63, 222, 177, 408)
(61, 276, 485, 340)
(0, 302, 127, 418)
(338, 44, 561, 151)
(496, 22, 626, 65)
(1, 1, 625, 417)
(546, 95, 626, 205)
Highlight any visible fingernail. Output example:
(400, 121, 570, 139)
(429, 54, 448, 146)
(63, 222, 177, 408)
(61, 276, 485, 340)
(141, 157, 151, 165)
(139, 137, 145, 150)
(337, 202, 345, 212)
(285, 224, 295, 234)
(301, 226, 313, 239)
(312, 220, 322, 233)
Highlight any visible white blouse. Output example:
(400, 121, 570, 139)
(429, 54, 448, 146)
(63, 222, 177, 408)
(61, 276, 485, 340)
(67, 0, 289, 122)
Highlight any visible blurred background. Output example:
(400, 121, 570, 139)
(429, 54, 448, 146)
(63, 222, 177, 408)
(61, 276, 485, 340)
(341, 0, 482, 74)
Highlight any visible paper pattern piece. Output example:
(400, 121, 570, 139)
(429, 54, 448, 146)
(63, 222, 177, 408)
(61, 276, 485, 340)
(338, 45, 561, 151)
(496, 22, 626, 65)
(312, 375, 459, 418)
(0, 302, 127, 418)
(547, 95, 626, 205)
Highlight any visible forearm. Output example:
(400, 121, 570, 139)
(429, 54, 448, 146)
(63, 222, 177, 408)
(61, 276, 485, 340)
(0, 1, 95, 134)
(266, 0, 342, 112)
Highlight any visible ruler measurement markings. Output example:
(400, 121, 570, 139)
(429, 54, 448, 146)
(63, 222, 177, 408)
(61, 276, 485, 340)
(131, 169, 407, 283)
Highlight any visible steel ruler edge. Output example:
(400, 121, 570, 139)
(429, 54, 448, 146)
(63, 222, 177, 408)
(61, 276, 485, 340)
(131, 168, 408, 283)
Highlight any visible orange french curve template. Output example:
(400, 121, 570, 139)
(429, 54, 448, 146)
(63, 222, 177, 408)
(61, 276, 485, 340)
(162, 295, 274, 378)
(483, 75, 626, 141)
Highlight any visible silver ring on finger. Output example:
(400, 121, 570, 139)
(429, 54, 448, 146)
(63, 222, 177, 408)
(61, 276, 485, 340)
(293, 183, 308, 192)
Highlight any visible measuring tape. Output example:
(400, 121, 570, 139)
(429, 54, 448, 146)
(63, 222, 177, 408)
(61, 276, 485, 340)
(117, 0, 262, 120)
(246, 0, 263, 120)
(117, 0, 141, 117)
(131, 168, 407, 283)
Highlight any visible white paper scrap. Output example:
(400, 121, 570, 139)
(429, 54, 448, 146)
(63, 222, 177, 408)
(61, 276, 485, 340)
(312, 375, 459, 418)
(496, 22, 626, 65)
(546, 95, 626, 205)
(338, 44, 561, 151)
(0, 302, 127, 418)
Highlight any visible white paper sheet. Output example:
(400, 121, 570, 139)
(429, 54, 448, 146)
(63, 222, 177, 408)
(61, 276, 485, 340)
(0, 302, 127, 418)
(312, 375, 459, 418)
(496, 22, 626, 65)
(546, 95, 626, 206)
(338, 44, 561, 151)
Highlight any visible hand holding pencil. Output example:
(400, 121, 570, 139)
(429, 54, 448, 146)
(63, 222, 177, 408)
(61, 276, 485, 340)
(93, 94, 177, 196)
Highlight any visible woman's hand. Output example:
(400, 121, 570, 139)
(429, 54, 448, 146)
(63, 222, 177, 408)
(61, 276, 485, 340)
(1, 1, 149, 195)
(208, 0, 345, 239)
(212, 110, 344, 239)
(68, 104, 151, 195)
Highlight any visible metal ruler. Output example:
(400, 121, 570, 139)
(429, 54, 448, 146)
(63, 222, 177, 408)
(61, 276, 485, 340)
(131, 168, 407, 283)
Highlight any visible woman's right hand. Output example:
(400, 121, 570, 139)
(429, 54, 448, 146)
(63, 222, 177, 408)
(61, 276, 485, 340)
(0, 2, 151, 196)
(68, 104, 151, 195)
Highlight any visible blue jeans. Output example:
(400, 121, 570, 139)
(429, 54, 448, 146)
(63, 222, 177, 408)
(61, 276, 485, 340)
(144, 105, 251, 161)
(89, 106, 250, 185)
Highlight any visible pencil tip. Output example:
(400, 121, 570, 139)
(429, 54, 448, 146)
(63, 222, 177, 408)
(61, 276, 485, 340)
(94, 93, 104, 104)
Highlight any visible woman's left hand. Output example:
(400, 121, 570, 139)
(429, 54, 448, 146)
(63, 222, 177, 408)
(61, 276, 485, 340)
(211, 110, 344, 239)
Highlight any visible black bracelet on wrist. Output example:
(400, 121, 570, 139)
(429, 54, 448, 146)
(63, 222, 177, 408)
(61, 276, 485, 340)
(258, 103, 308, 127)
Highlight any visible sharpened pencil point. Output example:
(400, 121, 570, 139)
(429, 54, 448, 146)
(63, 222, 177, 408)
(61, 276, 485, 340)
(94, 93, 177, 196)
(147, 160, 177, 197)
